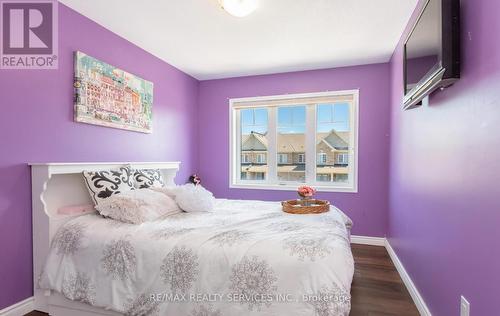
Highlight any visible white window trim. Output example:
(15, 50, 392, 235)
(337, 152, 349, 164)
(278, 154, 288, 164)
(298, 154, 305, 164)
(241, 154, 250, 163)
(229, 90, 359, 193)
(256, 153, 266, 164)
(317, 153, 327, 164)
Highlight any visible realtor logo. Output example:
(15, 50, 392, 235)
(1, 0, 58, 69)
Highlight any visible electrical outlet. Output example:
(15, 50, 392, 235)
(460, 296, 470, 316)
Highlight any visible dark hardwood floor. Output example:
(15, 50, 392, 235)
(25, 244, 419, 316)
(349, 244, 419, 316)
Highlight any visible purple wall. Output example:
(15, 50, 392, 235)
(0, 4, 198, 310)
(388, 0, 500, 315)
(198, 64, 391, 237)
(5, 0, 494, 313)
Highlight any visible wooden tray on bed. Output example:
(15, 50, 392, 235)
(281, 199, 330, 214)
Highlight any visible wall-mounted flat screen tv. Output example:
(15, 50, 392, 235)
(403, 0, 460, 109)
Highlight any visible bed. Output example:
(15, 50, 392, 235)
(31, 162, 354, 316)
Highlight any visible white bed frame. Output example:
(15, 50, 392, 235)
(30, 162, 181, 315)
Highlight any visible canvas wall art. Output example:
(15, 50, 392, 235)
(74, 51, 153, 133)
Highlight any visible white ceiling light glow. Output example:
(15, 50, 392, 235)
(219, 0, 258, 17)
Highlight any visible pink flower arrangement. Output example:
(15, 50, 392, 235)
(297, 186, 316, 198)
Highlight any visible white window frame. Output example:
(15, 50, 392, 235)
(278, 154, 288, 164)
(229, 90, 359, 193)
(241, 154, 250, 163)
(336, 153, 349, 164)
(256, 153, 266, 163)
(254, 172, 265, 180)
(298, 154, 305, 164)
(317, 153, 327, 164)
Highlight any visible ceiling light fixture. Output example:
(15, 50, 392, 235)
(219, 0, 258, 18)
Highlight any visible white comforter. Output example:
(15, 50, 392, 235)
(40, 199, 354, 316)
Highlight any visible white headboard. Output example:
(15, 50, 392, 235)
(29, 161, 180, 312)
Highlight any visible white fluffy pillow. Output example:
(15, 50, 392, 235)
(95, 189, 181, 224)
(149, 186, 177, 198)
(173, 184, 215, 213)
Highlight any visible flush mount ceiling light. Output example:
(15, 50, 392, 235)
(218, 0, 258, 17)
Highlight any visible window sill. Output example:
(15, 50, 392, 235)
(229, 183, 358, 193)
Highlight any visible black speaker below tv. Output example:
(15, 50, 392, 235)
(403, 0, 460, 110)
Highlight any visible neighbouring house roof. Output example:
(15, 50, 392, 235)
(277, 133, 305, 153)
(278, 164, 306, 172)
(241, 165, 347, 174)
(241, 165, 268, 173)
(242, 165, 305, 173)
(316, 131, 349, 144)
(241, 130, 349, 153)
(321, 132, 349, 150)
(242, 132, 268, 151)
(317, 166, 349, 175)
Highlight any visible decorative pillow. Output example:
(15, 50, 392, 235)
(82, 166, 135, 206)
(95, 189, 181, 224)
(174, 184, 215, 213)
(134, 169, 165, 189)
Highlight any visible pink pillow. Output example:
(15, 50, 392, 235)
(58, 204, 95, 215)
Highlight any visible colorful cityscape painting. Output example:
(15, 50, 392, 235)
(74, 51, 153, 133)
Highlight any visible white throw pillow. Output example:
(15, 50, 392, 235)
(95, 189, 181, 224)
(174, 184, 215, 213)
(149, 186, 177, 198)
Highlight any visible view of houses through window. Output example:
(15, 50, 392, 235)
(233, 91, 357, 191)
(315, 103, 350, 183)
(240, 108, 268, 180)
(277, 106, 306, 182)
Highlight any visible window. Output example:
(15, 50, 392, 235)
(316, 174, 331, 182)
(334, 174, 348, 182)
(241, 154, 250, 163)
(316, 102, 352, 184)
(317, 153, 327, 164)
(239, 108, 268, 181)
(277, 106, 305, 182)
(336, 153, 349, 165)
(256, 153, 266, 163)
(298, 154, 305, 163)
(254, 172, 265, 180)
(230, 90, 358, 192)
(278, 154, 288, 164)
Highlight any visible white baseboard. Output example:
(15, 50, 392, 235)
(350, 235, 431, 316)
(385, 239, 432, 316)
(0, 297, 34, 316)
(350, 235, 386, 246)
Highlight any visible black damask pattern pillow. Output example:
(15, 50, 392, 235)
(133, 169, 165, 189)
(82, 166, 135, 206)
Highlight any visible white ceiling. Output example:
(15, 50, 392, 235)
(60, 0, 418, 80)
